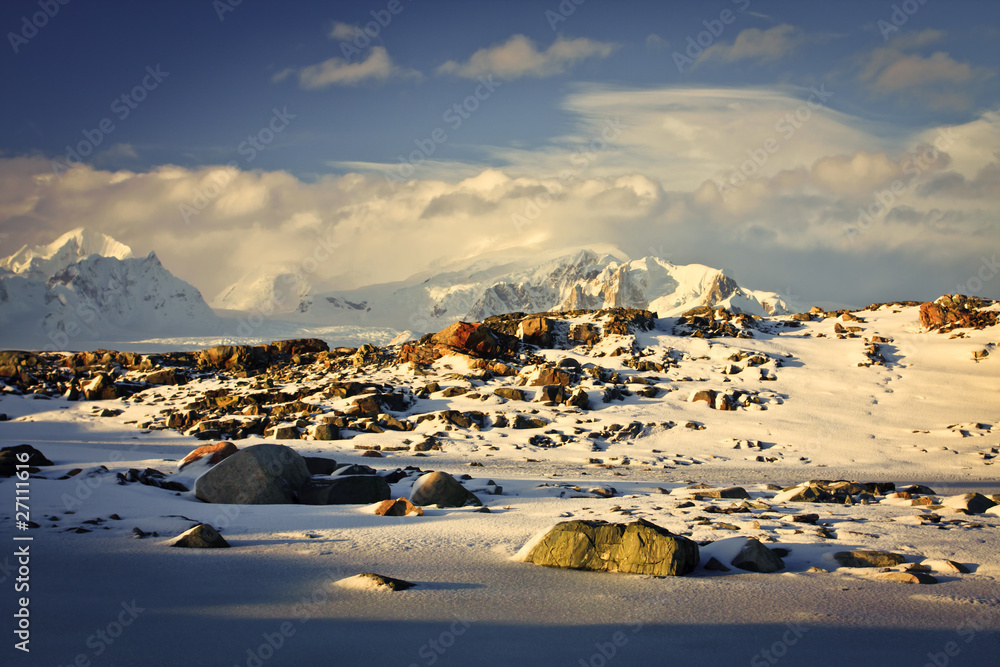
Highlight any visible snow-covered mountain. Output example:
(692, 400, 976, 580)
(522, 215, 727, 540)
(0, 227, 133, 282)
(210, 263, 310, 314)
(0, 229, 221, 349)
(218, 249, 797, 332)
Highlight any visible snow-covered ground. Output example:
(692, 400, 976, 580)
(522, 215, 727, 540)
(1, 304, 999, 665)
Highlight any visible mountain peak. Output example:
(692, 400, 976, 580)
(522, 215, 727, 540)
(0, 227, 133, 281)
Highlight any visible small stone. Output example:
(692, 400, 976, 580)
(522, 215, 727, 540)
(374, 497, 424, 517)
(876, 571, 938, 585)
(731, 538, 785, 573)
(704, 557, 730, 572)
(170, 524, 230, 548)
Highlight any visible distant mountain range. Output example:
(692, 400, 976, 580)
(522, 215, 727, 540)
(0, 228, 221, 349)
(214, 248, 796, 331)
(1, 229, 798, 348)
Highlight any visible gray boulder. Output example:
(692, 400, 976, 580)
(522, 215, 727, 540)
(410, 471, 482, 507)
(299, 475, 391, 505)
(731, 538, 785, 573)
(194, 444, 309, 504)
(524, 519, 699, 576)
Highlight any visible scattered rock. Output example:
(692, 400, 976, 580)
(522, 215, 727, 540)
(494, 388, 526, 401)
(299, 475, 391, 505)
(692, 486, 750, 500)
(0, 444, 53, 476)
(731, 538, 785, 573)
(169, 524, 230, 548)
(704, 557, 731, 572)
(410, 471, 482, 507)
(177, 442, 238, 471)
(374, 497, 425, 516)
(875, 571, 938, 585)
(940, 493, 997, 515)
(339, 573, 416, 592)
(303, 457, 339, 476)
(834, 550, 907, 568)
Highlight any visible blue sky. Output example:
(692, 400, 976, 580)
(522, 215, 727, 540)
(1, 0, 998, 306)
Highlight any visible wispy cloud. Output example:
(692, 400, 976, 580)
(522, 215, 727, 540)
(436, 35, 616, 80)
(700, 24, 804, 65)
(274, 46, 420, 89)
(857, 29, 992, 110)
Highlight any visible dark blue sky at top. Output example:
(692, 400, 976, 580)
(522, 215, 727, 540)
(2, 0, 997, 179)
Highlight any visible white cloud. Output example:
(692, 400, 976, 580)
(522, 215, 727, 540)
(436, 35, 616, 80)
(276, 47, 420, 88)
(700, 24, 803, 64)
(2, 89, 998, 307)
(329, 22, 358, 41)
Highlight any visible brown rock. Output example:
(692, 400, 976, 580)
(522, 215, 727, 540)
(834, 550, 906, 568)
(374, 497, 425, 516)
(531, 367, 571, 387)
(178, 442, 238, 471)
(876, 571, 938, 585)
(518, 316, 555, 348)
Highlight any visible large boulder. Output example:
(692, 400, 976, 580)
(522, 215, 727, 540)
(299, 475, 391, 505)
(194, 444, 309, 504)
(524, 519, 699, 576)
(410, 471, 482, 507)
